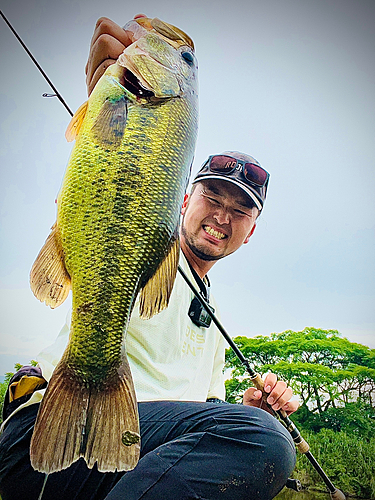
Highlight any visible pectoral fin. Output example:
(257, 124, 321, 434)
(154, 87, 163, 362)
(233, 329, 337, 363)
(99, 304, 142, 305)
(91, 96, 127, 148)
(65, 101, 88, 142)
(139, 237, 180, 319)
(30, 222, 71, 308)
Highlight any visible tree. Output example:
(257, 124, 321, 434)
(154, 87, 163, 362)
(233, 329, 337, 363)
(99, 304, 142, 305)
(225, 328, 375, 417)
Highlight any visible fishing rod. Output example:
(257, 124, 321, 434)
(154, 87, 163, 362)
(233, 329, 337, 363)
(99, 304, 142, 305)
(178, 265, 346, 500)
(0, 10, 73, 117)
(2, 10, 346, 499)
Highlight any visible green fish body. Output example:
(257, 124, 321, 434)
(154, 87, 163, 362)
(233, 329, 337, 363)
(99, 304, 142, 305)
(29, 18, 198, 474)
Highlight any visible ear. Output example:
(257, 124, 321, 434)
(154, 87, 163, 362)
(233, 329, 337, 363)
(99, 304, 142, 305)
(243, 223, 256, 244)
(181, 193, 189, 215)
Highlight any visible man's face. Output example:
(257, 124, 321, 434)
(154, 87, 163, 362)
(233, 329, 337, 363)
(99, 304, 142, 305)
(180, 179, 259, 262)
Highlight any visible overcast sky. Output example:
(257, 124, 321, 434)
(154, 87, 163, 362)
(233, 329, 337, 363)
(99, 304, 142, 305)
(0, 0, 374, 375)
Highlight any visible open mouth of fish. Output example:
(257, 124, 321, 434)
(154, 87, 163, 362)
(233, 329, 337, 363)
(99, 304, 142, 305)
(121, 69, 155, 98)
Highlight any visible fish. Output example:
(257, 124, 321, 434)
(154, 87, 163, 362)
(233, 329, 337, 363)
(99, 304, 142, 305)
(29, 17, 198, 474)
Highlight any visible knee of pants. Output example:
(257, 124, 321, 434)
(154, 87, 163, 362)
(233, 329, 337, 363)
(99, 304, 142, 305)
(107, 416, 296, 500)
(179, 412, 296, 500)
(201, 405, 297, 487)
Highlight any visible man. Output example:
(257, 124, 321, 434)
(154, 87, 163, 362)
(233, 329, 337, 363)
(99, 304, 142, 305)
(0, 16, 298, 500)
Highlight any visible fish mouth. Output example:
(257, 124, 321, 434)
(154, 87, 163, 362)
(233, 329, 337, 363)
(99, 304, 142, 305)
(121, 69, 155, 99)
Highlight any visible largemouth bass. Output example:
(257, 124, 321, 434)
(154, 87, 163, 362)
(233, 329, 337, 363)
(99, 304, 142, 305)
(29, 17, 198, 474)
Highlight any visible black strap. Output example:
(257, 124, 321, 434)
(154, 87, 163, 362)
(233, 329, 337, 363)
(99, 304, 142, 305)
(185, 260, 210, 301)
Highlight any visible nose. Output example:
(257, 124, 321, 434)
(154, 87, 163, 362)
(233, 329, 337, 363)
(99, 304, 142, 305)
(213, 205, 230, 225)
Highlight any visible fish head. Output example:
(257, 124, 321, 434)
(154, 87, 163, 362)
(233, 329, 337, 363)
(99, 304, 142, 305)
(106, 17, 198, 101)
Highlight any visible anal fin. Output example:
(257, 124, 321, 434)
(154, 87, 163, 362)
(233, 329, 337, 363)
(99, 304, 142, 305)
(139, 237, 180, 319)
(30, 358, 140, 473)
(30, 222, 71, 309)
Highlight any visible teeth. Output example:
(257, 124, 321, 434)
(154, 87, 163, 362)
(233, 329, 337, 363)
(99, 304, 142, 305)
(204, 226, 226, 239)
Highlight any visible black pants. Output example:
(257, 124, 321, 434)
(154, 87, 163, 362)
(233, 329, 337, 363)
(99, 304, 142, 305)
(0, 401, 296, 500)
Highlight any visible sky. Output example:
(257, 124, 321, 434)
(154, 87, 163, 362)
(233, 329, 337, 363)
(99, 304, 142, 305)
(0, 0, 374, 376)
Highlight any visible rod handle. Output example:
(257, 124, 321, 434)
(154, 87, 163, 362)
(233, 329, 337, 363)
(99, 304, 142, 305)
(330, 489, 346, 500)
(250, 373, 264, 391)
(295, 438, 310, 454)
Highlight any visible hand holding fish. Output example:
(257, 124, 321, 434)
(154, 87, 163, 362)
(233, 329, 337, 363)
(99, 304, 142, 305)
(243, 373, 299, 415)
(86, 14, 147, 95)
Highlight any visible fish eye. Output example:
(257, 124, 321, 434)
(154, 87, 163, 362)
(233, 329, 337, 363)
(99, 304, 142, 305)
(181, 51, 194, 65)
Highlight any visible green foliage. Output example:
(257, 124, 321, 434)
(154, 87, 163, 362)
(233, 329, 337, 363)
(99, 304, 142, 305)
(293, 429, 375, 498)
(225, 328, 375, 413)
(292, 401, 375, 439)
(0, 371, 15, 412)
(225, 328, 375, 497)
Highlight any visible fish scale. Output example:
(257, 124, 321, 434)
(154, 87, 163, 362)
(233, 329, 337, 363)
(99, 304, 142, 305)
(29, 18, 198, 474)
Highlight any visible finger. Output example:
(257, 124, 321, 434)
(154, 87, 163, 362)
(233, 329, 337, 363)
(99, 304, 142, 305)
(86, 33, 126, 80)
(263, 373, 277, 393)
(281, 399, 300, 415)
(242, 387, 263, 407)
(89, 17, 134, 53)
(243, 387, 262, 405)
(243, 387, 274, 415)
(85, 17, 135, 93)
(266, 380, 287, 405)
(268, 385, 292, 410)
(86, 58, 118, 96)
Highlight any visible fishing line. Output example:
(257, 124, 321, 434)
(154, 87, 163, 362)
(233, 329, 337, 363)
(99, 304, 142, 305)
(0, 10, 74, 117)
(2, 9, 346, 498)
(37, 474, 49, 500)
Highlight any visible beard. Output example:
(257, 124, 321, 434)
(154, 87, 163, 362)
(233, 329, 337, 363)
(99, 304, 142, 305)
(180, 222, 225, 262)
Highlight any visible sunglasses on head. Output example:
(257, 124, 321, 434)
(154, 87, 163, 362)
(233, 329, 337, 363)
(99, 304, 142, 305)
(206, 155, 269, 187)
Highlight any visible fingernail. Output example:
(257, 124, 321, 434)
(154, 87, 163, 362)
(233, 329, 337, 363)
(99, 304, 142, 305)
(265, 385, 272, 393)
(268, 397, 274, 404)
(273, 403, 280, 410)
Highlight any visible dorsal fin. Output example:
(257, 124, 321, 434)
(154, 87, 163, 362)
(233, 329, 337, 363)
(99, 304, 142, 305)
(139, 238, 180, 319)
(150, 18, 195, 51)
(65, 101, 89, 142)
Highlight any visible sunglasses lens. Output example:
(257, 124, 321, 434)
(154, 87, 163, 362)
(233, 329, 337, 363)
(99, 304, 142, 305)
(243, 163, 268, 186)
(209, 155, 237, 173)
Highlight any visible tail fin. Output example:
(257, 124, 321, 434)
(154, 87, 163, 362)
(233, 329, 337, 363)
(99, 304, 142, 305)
(30, 358, 140, 473)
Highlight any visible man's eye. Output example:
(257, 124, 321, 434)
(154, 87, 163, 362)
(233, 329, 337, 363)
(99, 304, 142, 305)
(207, 197, 220, 204)
(234, 209, 250, 217)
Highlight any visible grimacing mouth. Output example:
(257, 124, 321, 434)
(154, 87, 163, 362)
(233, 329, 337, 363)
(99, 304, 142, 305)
(203, 225, 227, 240)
